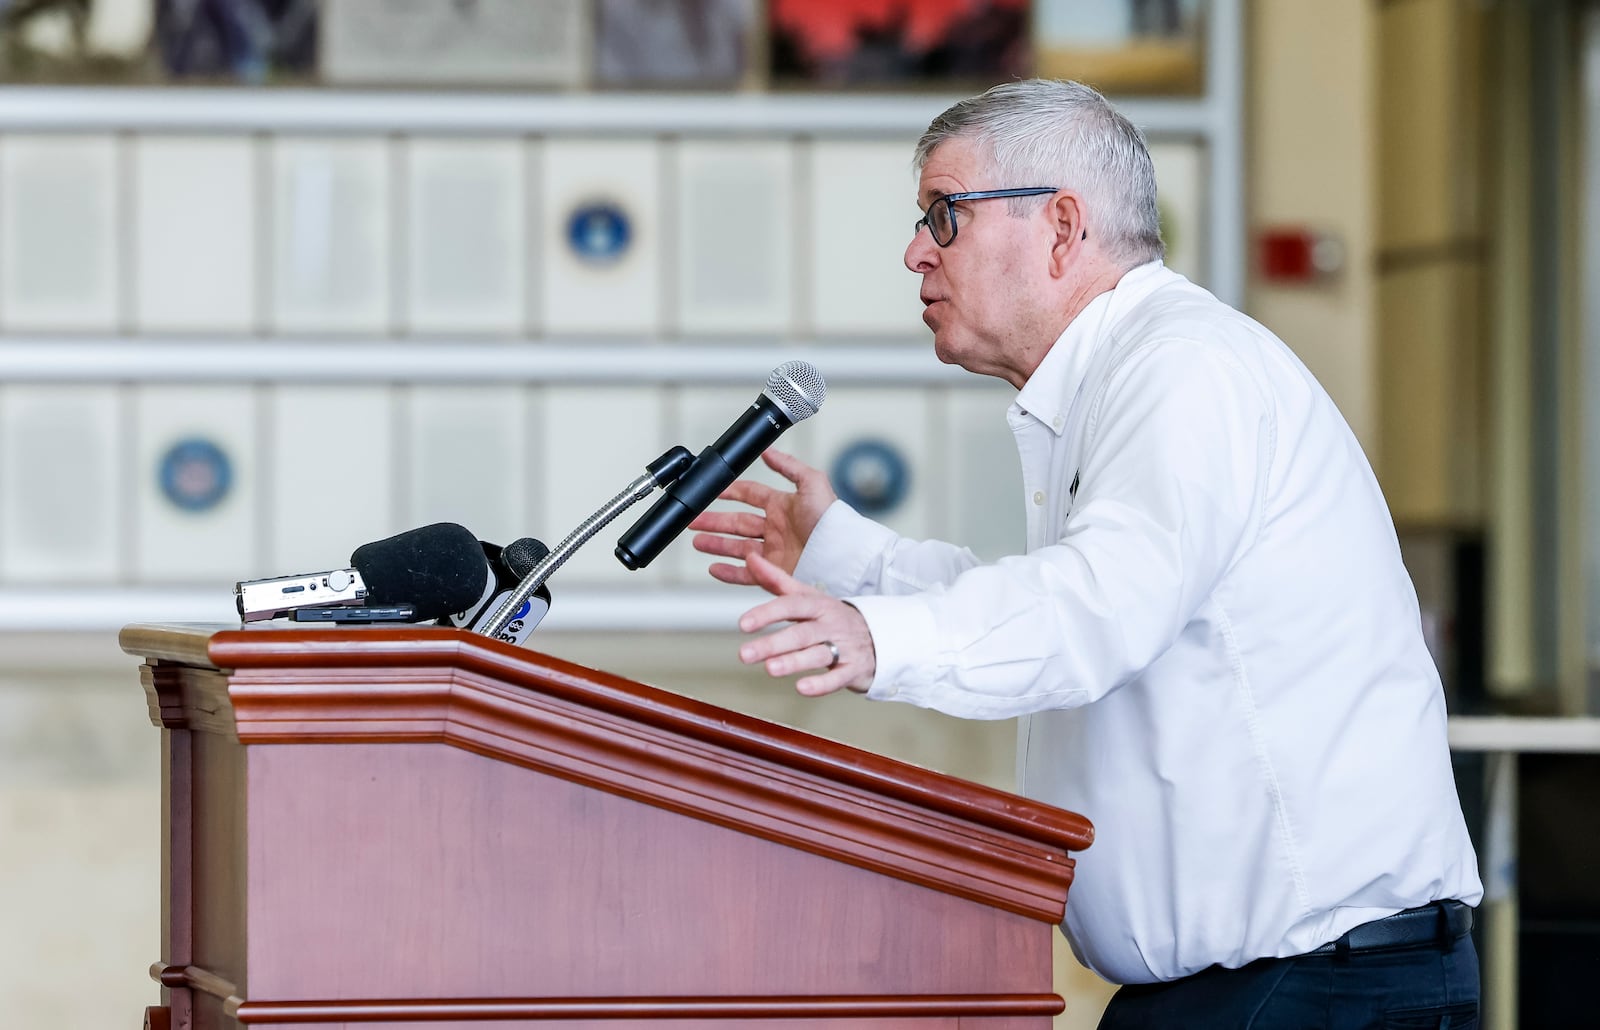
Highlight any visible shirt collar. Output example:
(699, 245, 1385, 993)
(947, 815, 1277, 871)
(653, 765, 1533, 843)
(1014, 261, 1182, 435)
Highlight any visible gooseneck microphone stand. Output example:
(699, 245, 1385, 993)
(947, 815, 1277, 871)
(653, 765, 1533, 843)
(474, 446, 694, 640)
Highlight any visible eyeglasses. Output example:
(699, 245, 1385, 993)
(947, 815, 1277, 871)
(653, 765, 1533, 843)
(913, 188, 1060, 247)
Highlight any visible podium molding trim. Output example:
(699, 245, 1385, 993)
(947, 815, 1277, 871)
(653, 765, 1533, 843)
(151, 963, 1066, 1022)
(128, 623, 1091, 922)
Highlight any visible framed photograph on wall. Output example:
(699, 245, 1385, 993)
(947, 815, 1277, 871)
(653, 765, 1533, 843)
(319, 0, 587, 87)
(769, 0, 1028, 88)
(0, 0, 157, 83)
(1034, 0, 1205, 95)
(153, 0, 318, 83)
(594, 0, 757, 88)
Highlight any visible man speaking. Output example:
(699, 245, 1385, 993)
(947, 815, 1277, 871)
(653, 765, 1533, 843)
(689, 79, 1483, 1029)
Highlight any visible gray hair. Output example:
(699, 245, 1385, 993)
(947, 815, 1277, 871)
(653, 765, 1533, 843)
(914, 79, 1165, 267)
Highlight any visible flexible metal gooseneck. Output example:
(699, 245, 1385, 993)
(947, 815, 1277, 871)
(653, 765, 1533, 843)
(475, 446, 693, 639)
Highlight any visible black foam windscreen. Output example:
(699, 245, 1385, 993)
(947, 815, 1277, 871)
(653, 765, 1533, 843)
(349, 522, 488, 621)
(501, 537, 550, 579)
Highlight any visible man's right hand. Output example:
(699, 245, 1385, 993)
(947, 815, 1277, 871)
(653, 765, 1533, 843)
(688, 448, 836, 586)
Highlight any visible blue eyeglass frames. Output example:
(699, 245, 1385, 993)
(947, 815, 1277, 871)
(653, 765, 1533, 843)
(913, 188, 1060, 247)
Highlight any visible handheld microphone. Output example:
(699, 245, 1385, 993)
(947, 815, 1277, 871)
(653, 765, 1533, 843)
(235, 522, 490, 623)
(614, 361, 826, 570)
(450, 536, 553, 645)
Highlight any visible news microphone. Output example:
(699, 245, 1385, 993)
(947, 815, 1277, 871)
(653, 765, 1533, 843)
(235, 522, 489, 623)
(449, 536, 553, 644)
(447, 538, 542, 629)
(614, 360, 826, 571)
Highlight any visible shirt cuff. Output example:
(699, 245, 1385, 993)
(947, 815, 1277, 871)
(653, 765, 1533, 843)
(844, 592, 941, 702)
(793, 501, 899, 597)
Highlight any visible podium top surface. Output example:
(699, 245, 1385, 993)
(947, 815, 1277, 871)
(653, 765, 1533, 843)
(122, 621, 1093, 923)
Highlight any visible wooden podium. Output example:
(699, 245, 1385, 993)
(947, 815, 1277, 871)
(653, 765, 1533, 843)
(121, 623, 1094, 1029)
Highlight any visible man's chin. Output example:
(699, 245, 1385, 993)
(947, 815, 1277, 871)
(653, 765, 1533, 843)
(931, 335, 965, 368)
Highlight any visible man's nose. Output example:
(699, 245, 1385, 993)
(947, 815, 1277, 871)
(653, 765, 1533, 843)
(905, 225, 939, 273)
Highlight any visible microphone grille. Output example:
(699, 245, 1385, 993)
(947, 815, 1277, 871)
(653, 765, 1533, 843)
(763, 360, 827, 423)
(502, 537, 550, 578)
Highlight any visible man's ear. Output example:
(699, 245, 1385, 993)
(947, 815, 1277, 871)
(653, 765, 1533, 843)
(1048, 191, 1088, 274)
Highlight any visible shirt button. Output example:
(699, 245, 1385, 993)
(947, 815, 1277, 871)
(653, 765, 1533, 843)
(1033, 490, 1045, 505)
(1052, 415, 1064, 430)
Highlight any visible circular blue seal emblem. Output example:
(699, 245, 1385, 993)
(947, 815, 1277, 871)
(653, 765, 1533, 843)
(831, 439, 910, 517)
(566, 200, 632, 265)
(158, 437, 233, 513)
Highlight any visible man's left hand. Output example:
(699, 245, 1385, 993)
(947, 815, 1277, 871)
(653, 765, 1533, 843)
(737, 553, 877, 697)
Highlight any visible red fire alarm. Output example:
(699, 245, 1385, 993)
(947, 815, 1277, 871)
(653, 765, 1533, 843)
(1256, 227, 1345, 284)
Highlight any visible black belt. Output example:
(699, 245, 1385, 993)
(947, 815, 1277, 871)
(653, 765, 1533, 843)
(1310, 900, 1473, 957)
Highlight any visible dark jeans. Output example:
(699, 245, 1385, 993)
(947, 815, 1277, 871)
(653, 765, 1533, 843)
(1098, 935, 1480, 1029)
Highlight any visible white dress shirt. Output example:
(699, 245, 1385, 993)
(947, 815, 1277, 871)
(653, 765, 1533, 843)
(794, 262, 1482, 984)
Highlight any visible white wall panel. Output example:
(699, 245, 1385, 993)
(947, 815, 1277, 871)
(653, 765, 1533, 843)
(268, 385, 397, 575)
(807, 140, 924, 337)
(540, 139, 661, 334)
(133, 385, 259, 583)
(809, 387, 932, 541)
(539, 386, 669, 585)
(0, 385, 122, 582)
(132, 136, 256, 332)
(405, 138, 526, 335)
(404, 386, 529, 548)
(1149, 140, 1207, 286)
(675, 141, 792, 335)
(0, 135, 119, 330)
(271, 137, 391, 333)
(944, 386, 1026, 562)
(668, 384, 819, 583)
